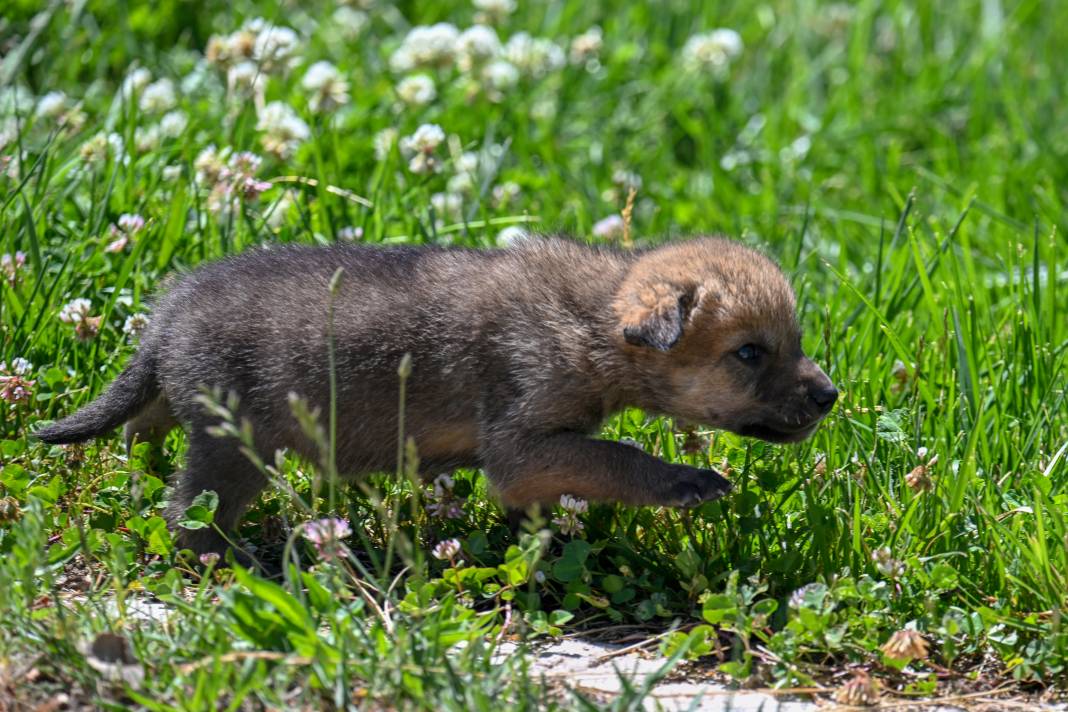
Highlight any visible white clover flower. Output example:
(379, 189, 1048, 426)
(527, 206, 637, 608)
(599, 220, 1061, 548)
(221, 27, 258, 64)
(332, 6, 369, 39)
(492, 180, 520, 207)
(303, 517, 352, 562)
(207, 25, 254, 67)
(446, 151, 480, 195)
(403, 123, 446, 151)
(0, 358, 35, 406)
(446, 174, 472, 195)
(107, 213, 146, 253)
(117, 214, 146, 234)
(431, 191, 463, 219)
(229, 150, 263, 177)
(35, 91, 69, 119)
(250, 21, 301, 72)
(426, 473, 464, 519)
(872, 547, 905, 579)
(204, 184, 236, 218)
(612, 168, 643, 191)
(559, 494, 589, 514)
(473, 0, 516, 23)
(552, 494, 588, 536)
(456, 25, 501, 70)
(79, 132, 124, 164)
(194, 144, 228, 185)
(121, 67, 152, 96)
(180, 60, 220, 96)
(134, 125, 161, 153)
(9, 357, 32, 376)
(389, 47, 415, 74)
(301, 61, 350, 112)
(711, 28, 744, 57)
(592, 214, 625, 239)
(569, 26, 603, 65)
(389, 23, 460, 72)
(239, 175, 272, 201)
(198, 149, 271, 216)
(301, 61, 341, 91)
(159, 110, 188, 138)
(504, 33, 565, 78)
(396, 74, 437, 107)
(256, 101, 310, 159)
(497, 226, 527, 246)
(399, 123, 446, 174)
(681, 29, 743, 74)
(256, 101, 310, 138)
(162, 164, 183, 182)
(2, 251, 27, 285)
(373, 127, 398, 161)
(406, 154, 434, 175)
(79, 135, 108, 162)
(108, 133, 125, 158)
(337, 226, 363, 241)
(304, 516, 352, 544)
(59, 105, 87, 131)
(227, 61, 265, 94)
(139, 78, 177, 113)
(123, 313, 150, 339)
(456, 150, 479, 175)
(482, 59, 520, 95)
(205, 34, 232, 66)
(432, 538, 462, 561)
(58, 298, 92, 324)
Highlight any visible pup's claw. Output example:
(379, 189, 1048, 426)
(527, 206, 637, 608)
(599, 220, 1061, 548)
(665, 467, 732, 507)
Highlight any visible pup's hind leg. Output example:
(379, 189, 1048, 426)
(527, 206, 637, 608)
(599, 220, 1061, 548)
(164, 432, 267, 560)
(124, 395, 178, 452)
(124, 395, 178, 471)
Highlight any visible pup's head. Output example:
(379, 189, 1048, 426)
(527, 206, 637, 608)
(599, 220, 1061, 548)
(614, 237, 836, 443)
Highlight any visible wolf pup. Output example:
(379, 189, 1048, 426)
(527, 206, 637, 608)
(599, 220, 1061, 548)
(37, 236, 837, 556)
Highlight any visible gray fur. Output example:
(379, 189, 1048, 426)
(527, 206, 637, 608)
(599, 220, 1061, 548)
(37, 350, 160, 443)
(36, 237, 835, 555)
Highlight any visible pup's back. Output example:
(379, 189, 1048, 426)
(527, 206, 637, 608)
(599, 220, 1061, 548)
(44, 239, 633, 465)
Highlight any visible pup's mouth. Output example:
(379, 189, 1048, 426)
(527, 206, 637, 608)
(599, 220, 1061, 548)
(736, 421, 820, 444)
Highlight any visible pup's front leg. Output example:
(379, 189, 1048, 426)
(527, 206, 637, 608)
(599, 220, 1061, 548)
(483, 431, 732, 510)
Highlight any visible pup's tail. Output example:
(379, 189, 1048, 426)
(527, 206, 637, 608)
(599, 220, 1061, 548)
(35, 350, 160, 444)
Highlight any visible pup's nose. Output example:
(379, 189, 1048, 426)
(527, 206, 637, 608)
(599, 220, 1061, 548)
(808, 384, 838, 411)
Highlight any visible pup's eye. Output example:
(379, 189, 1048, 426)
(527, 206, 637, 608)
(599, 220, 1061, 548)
(735, 344, 762, 362)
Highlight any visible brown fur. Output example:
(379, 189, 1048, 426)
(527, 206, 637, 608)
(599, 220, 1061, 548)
(37, 236, 836, 556)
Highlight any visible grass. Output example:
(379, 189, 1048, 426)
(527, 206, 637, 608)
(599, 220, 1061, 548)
(1, 0, 1067, 708)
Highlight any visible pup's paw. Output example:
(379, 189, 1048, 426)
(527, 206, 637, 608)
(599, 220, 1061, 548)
(665, 467, 732, 507)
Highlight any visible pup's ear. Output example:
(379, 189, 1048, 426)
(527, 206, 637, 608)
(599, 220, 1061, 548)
(619, 282, 699, 351)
